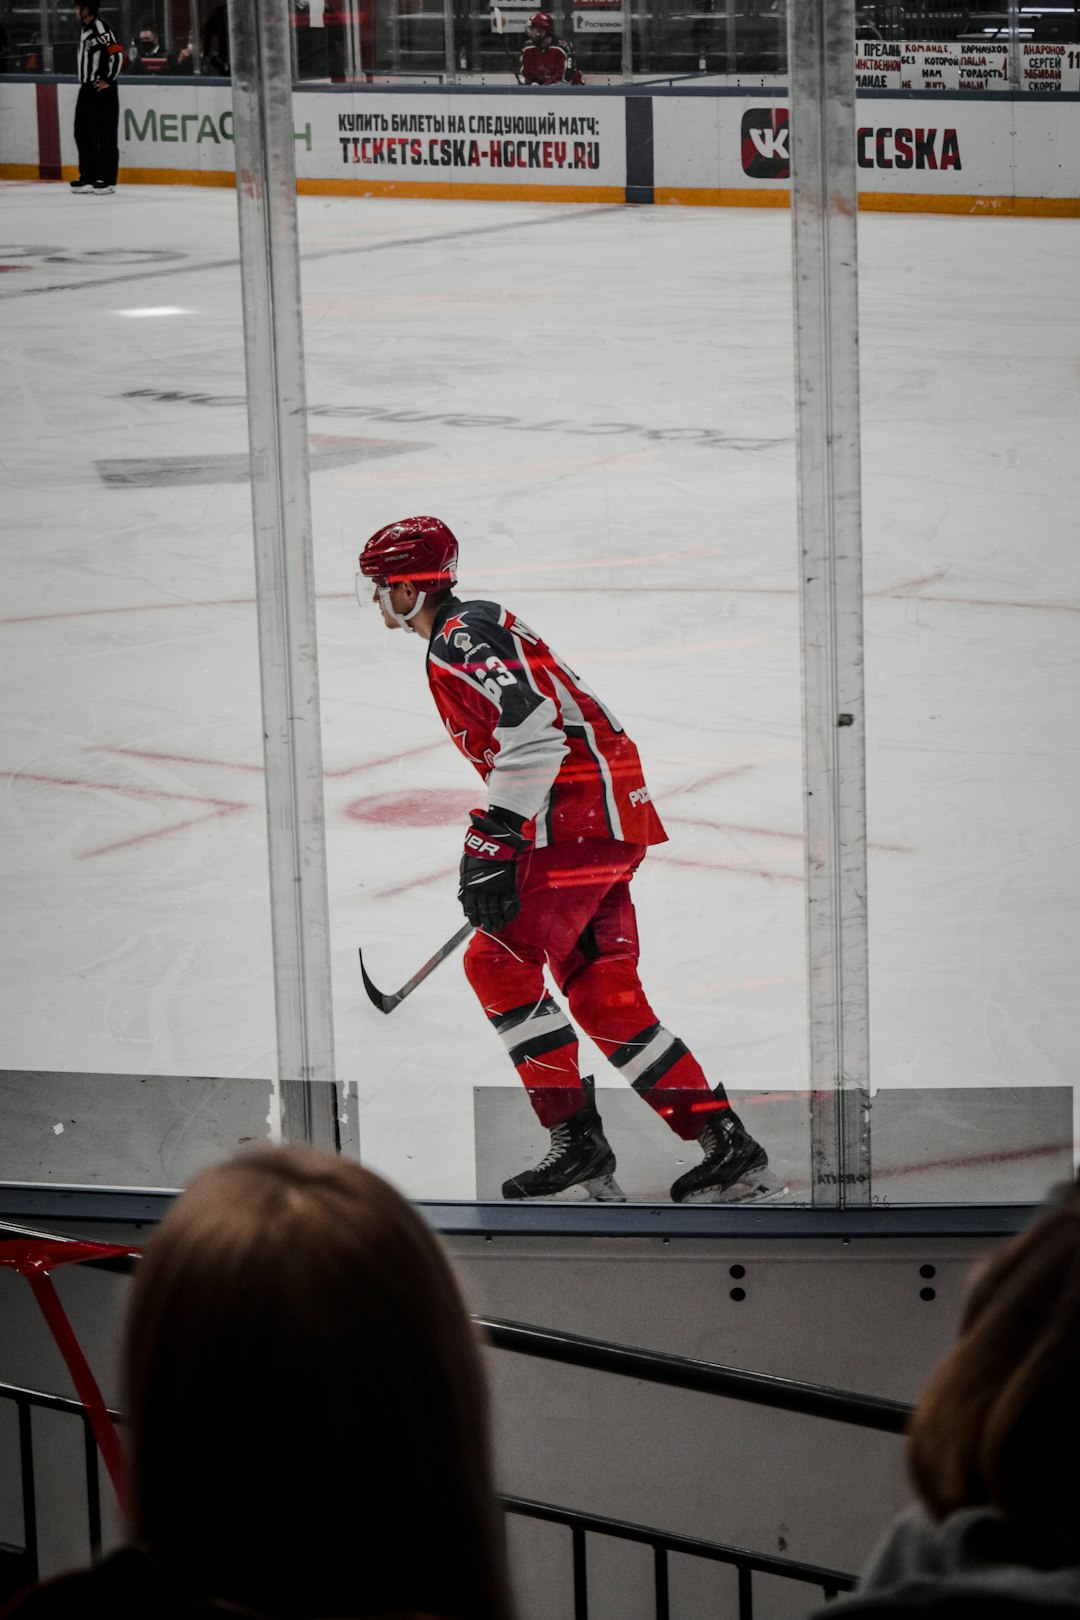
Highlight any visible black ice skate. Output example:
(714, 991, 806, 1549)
(670, 1100, 783, 1204)
(502, 1079, 625, 1202)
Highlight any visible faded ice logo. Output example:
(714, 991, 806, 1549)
(741, 107, 790, 178)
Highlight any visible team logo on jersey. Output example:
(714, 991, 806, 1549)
(629, 786, 651, 806)
(445, 721, 486, 767)
(438, 613, 468, 643)
(453, 631, 474, 653)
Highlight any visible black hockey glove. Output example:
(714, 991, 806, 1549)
(459, 808, 528, 932)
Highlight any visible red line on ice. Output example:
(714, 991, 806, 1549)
(651, 852, 804, 884)
(93, 741, 443, 777)
(374, 863, 458, 899)
(0, 596, 259, 627)
(878, 1139, 1068, 1180)
(886, 592, 1080, 615)
(668, 765, 757, 795)
(2, 770, 248, 810)
(667, 813, 912, 855)
(94, 746, 266, 773)
(4, 587, 1078, 625)
(80, 804, 246, 859)
(1, 770, 253, 859)
(328, 743, 446, 778)
(783, 1138, 1068, 1196)
(879, 570, 949, 595)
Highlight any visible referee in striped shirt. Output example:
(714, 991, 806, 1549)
(72, 2, 125, 195)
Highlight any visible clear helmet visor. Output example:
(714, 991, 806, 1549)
(358, 571, 426, 627)
(356, 570, 386, 607)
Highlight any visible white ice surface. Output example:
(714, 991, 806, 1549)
(1, 184, 1078, 1197)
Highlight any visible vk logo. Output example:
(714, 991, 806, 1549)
(741, 108, 790, 178)
(749, 124, 789, 162)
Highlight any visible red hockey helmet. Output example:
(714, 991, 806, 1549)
(358, 516, 459, 593)
(529, 10, 554, 31)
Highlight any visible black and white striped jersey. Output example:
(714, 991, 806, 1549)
(78, 17, 125, 83)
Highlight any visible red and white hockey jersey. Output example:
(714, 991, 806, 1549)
(519, 38, 582, 84)
(427, 598, 666, 850)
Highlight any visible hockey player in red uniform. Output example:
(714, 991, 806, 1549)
(519, 10, 583, 84)
(358, 516, 777, 1204)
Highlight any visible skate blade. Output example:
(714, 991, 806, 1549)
(680, 1168, 789, 1206)
(582, 1171, 627, 1203)
(714, 1167, 789, 1205)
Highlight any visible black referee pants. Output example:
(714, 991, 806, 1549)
(74, 83, 119, 186)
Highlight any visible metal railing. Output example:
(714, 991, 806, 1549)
(0, 1380, 115, 1599)
(1, 1231, 911, 1615)
(0, 1373, 858, 1617)
(479, 1315, 911, 1434)
(503, 1496, 856, 1618)
(482, 1315, 909, 1616)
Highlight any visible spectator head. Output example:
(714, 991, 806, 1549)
(124, 1145, 512, 1620)
(138, 20, 159, 46)
(907, 1180, 1080, 1543)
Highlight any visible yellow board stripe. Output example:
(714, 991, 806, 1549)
(857, 190, 1080, 217)
(656, 185, 1080, 217)
(3, 165, 1076, 217)
(654, 186, 791, 209)
(117, 166, 235, 188)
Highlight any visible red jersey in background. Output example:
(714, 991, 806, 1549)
(519, 38, 583, 83)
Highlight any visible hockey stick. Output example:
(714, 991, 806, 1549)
(358, 921, 474, 1014)
(491, 4, 524, 82)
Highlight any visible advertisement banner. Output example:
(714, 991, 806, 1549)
(111, 81, 236, 175)
(573, 12, 625, 33)
(655, 91, 1077, 207)
(309, 91, 625, 192)
(2, 77, 1075, 213)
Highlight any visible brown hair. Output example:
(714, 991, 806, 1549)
(124, 1146, 513, 1620)
(907, 1181, 1080, 1541)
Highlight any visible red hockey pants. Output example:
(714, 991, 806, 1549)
(463, 839, 729, 1136)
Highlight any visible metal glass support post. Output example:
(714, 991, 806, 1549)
(621, 0, 632, 80)
(444, 0, 457, 82)
(39, 0, 53, 74)
(786, 0, 871, 1206)
(343, 3, 363, 78)
(1006, 0, 1022, 88)
(229, 0, 339, 1150)
(190, 0, 203, 72)
(289, 7, 300, 82)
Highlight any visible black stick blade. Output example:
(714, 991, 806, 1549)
(358, 948, 397, 1014)
(358, 922, 473, 1017)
